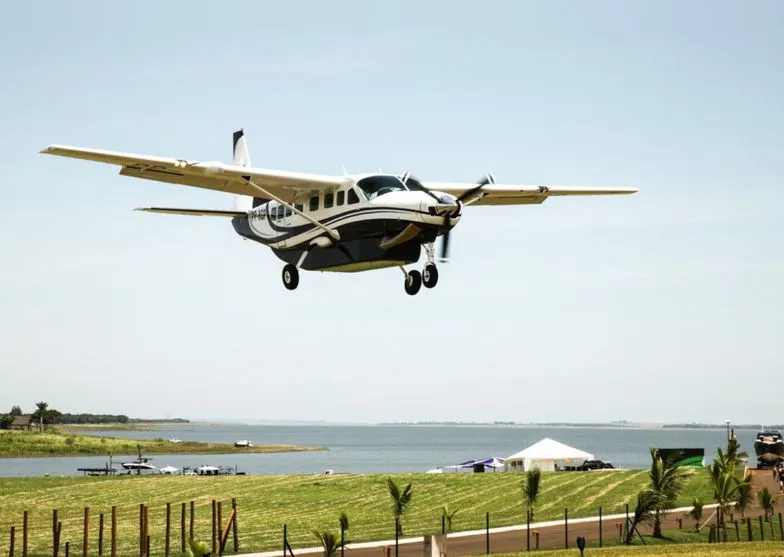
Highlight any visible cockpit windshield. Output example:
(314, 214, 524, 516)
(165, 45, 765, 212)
(356, 175, 407, 200)
(400, 175, 429, 193)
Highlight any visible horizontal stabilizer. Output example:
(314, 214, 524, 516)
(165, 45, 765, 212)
(134, 207, 247, 217)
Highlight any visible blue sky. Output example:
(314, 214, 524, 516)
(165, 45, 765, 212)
(1, 0, 782, 425)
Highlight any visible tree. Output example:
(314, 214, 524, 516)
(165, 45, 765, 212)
(386, 477, 413, 536)
(734, 472, 753, 517)
(440, 505, 459, 532)
(757, 487, 776, 521)
(311, 530, 346, 557)
(647, 448, 687, 538)
(34, 401, 48, 431)
(0, 415, 13, 430)
(686, 497, 703, 532)
(521, 468, 542, 521)
(9, 406, 22, 416)
(624, 489, 660, 544)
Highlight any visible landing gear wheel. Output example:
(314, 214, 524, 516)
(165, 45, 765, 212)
(422, 264, 438, 288)
(404, 270, 422, 295)
(282, 264, 299, 290)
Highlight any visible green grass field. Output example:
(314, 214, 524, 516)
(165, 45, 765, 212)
(0, 469, 715, 557)
(0, 430, 324, 458)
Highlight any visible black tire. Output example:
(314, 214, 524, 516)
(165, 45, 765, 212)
(282, 264, 299, 290)
(422, 263, 438, 288)
(404, 269, 422, 295)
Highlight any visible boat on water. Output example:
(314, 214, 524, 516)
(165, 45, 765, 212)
(121, 458, 155, 472)
(754, 429, 784, 463)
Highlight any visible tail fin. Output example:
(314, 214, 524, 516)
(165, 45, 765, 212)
(232, 129, 268, 211)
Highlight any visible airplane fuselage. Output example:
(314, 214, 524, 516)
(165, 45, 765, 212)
(231, 174, 461, 272)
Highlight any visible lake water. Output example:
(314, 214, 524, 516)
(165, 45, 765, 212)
(0, 423, 756, 477)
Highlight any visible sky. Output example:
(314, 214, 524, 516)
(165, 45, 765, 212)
(1, 0, 782, 425)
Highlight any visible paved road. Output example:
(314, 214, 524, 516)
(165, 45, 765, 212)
(242, 469, 784, 557)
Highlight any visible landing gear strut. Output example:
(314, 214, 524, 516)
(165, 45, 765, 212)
(282, 264, 299, 290)
(422, 242, 439, 288)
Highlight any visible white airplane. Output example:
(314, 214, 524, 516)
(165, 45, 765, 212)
(41, 130, 638, 295)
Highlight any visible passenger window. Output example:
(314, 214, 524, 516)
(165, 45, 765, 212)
(324, 192, 334, 209)
(337, 191, 345, 206)
(294, 203, 303, 213)
(348, 189, 359, 205)
(309, 196, 319, 211)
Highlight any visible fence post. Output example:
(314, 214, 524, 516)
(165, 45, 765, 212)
(212, 500, 217, 556)
(747, 517, 753, 541)
(99, 513, 104, 556)
(441, 514, 445, 535)
(779, 513, 783, 540)
(53, 510, 59, 557)
(55, 521, 62, 557)
(232, 498, 239, 553)
(165, 502, 171, 557)
(282, 524, 287, 557)
(564, 508, 568, 549)
(83, 507, 89, 557)
(599, 506, 603, 547)
(217, 501, 223, 557)
(111, 506, 117, 557)
(760, 515, 765, 541)
(181, 503, 186, 554)
(9, 526, 15, 557)
(65, 542, 70, 557)
(394, 517, 399, 557)
(526, 510, 530, 552)
(485, 512, 490, 555)
(190, 501, 195, 542)
(139, 504, 144, 557)
(23, 510, 28, 557)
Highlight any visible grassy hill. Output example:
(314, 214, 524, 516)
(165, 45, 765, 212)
(0, 469, 715, 556)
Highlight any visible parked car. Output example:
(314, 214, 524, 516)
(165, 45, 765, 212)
(578, 459, 614, 470)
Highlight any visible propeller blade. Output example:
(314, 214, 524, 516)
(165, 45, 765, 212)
(456, 173, 495, 204)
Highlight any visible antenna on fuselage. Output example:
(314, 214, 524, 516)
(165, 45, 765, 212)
(341, 165, 348, 176)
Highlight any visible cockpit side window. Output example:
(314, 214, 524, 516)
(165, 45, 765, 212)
(402, 175, 428, 193)
(356, 176, 407, 200)
(347, 189, 360, 204)
(309, 195, 319, 211)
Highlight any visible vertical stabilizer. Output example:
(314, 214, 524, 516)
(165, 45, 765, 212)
(232, 129, 267, 211)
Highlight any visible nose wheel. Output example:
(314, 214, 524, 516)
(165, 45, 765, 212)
(282, 264, 299, 290)
(404, 269, 422, 295)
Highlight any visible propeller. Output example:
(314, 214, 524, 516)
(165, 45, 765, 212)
(438, 173, 494, 262)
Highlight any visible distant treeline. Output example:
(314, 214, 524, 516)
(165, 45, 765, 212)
(662, 423, 784, 429)
(128, 418, 189, 424)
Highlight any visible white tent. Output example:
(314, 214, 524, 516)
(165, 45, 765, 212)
(504, 437, 594, 472)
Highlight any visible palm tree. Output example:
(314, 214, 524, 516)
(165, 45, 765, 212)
(757, 487, 776, 521)
(440, 505, 459, 532)
(521, 467, 541, 521)
(338, 511, 350, 556)
(35, 401, 48, 431)
(311, 529, 346, 557)
(386, 477, 413, 536)
(686, 497, 704, 532)
(734, 471, 753, 517)
(624, 489, 660, 544)
(648, 448, 687, 537)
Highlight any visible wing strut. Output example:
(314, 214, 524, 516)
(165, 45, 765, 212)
(244, 178, 340, 241)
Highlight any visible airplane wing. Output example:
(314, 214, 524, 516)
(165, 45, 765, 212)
(421, 182, 638, 206)
(39, 145, 344, 202)
(134, 207, 247, 217)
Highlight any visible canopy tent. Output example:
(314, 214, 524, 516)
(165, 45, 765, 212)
(457, 456, 505, 472)
(504, 438, 594, 472)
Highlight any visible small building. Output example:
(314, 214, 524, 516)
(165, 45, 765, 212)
(10, 414, 34, 431)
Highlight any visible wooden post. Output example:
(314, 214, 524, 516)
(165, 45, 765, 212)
(564, 507, 568, 549)
(217, 502, 223, 556)
(23, 510, 28, 557)
(599, 506, 603, 547)
(734, 520, 740, 541)
(83, 507, 89, 557)
(212, 500, 217, 555)
(534, 531, 539, 550)
(139, 504, 144, 557)
(53, 510, 59, 557)
(55, 522, 62, 557)
(9, 526, 15, 557)
(99, 513, 104, 556)
(181, 503, 186, 554)
(526, 510, 530, 552)
(190, 501, 195, 541)
(485, 512, 489, 555)
(65, 542, 69, 557)
(231, 498, 239, 553)
(111, 506, 117, 557)
(164, 503, 170, 557)
(677, 517, 682, 529)
(760, 515, 765, 541)
(747, 516, 753, 541)
(779, 513, 783, 540)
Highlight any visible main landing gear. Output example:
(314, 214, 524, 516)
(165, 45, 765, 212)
(402, 242, 439, 295)
(282, 264, 299, 290)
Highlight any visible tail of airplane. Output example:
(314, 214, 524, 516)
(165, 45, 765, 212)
(232, 129, 267, 211)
